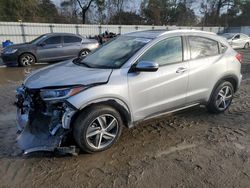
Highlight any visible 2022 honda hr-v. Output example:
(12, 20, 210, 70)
(16, 30, 242, 154)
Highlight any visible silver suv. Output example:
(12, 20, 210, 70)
(16, 30, 242, 154)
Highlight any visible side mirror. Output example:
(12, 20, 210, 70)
(38, 42, 46, 47)
(131, 61, 159, 72)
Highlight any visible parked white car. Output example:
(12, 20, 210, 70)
(220, 33, 250, 49)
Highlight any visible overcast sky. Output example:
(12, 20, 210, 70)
(52, 0, 61, 6)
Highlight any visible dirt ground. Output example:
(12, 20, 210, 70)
(0, 50, 250, 188)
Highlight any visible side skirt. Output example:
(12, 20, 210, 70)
(130, 103, 200, 128)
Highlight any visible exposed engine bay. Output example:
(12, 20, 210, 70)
(15, 86, 78, 155)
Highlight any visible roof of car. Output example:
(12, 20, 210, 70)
(124, 29, 216, 39)
(45, 32, 83, 37)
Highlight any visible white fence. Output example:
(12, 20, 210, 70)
(0, 21, 228, 44)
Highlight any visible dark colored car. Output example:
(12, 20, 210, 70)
(1, 33, 99, 67)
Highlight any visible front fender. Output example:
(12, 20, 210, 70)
(66, 82, 133, 127)
(69, 97, 133, 128)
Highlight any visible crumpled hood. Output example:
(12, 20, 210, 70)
(24, 60, 112, 89)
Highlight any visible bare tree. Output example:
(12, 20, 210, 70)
(111, 0, 126, 24)
(76, 0, 95, 24)
(61, 0, 79, 23)
(200, 0, 235, 25)
(96, 0, 106, 24)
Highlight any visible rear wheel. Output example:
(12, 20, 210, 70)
(73, 105, 123, 153)
(79, 49, 90, 58)
(18, 53, 35, 67)
(244, 43, 249, 49)
(207, 81, 234, 114)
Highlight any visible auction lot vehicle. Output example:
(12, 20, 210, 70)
(220, 33, 250, 49)
(16, 30, 242, 154)
(1, 33, 99, 67)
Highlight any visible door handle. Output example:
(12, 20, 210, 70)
(176, 67, 188, 73)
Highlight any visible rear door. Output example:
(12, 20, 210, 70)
(186, 36, 223, 104)
(62, 35, 83, 58)
(128, 36, 189, 120)
(36, 36, 64, 61)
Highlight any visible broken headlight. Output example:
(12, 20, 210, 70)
(40, 86, 85, 101)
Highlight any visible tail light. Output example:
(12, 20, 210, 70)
(236, 53, 243, 63)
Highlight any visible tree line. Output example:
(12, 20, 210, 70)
(0, 0, 249, 26)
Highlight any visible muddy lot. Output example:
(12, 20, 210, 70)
(0, 50, 250, 188)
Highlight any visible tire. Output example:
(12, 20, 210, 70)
(18, 53, 36, 67)
(79, 49, 90, 58)
(207, 81, 234, 114)
(73, 105, 123, 153)
(244, 43, 249, 49)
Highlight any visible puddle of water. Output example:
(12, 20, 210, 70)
(0, 64, 48, 86)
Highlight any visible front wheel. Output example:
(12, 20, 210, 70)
(18, 53, 36, 67)
(73, 105, 123, 153)
(207, 81, 234, 114)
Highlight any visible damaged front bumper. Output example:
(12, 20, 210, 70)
(15, 86, 78, 155)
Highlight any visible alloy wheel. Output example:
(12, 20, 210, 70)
(21, 55, 34, 66)
(86, 114, 119, 149)
(216, 86, 233, 111)
(80, 50, 89, 57)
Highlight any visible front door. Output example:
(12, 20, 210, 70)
(36, 36, 64, 61)
(128, 36, 189, 121)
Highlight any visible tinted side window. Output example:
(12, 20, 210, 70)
(234, 34, 240, 39)
(139, 37, 183, 66)
(44, 36, 61, 45)
(188, 36, 219, 59)
(64, 36, 82, 43)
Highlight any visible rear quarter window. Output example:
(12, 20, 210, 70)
(188, 36, 219, 59)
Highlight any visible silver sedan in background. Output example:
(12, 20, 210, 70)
(1, 33, 99, 67)
(220, 33, 250, 49)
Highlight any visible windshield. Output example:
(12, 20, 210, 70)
(29, 35, 47, 44)
(220, 33, 235, 40)
(77, 36, 151, 69)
